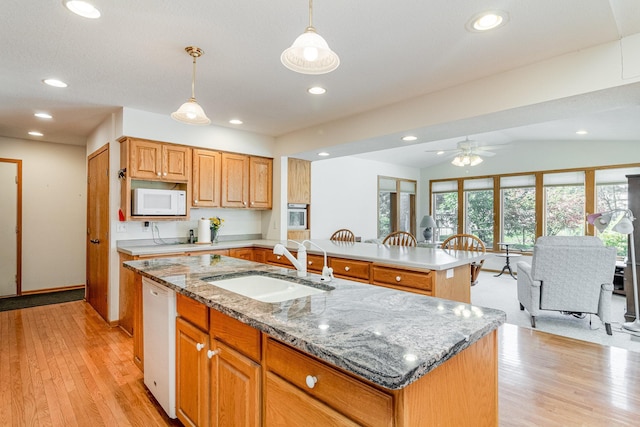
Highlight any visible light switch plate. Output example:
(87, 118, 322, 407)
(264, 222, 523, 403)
(116, 223, 127, 233)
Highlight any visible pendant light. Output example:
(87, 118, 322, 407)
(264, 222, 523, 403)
(171, 46, 211, 125)
(281, 0, 340, 75)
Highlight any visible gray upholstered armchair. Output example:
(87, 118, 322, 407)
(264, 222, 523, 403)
(516, 236, 617, 335)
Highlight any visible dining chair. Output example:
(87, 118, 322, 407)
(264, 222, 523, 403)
(330, 229, 356, 242)
(441, 234, 486, 285)
(382, 231, 417, 247)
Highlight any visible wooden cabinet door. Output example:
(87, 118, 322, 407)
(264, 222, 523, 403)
(129, 139, 162, 179)
(163, 145, 191, 181)
(288, 158, 311, 204)
(176, 318, 210, 427)
(221, 153, 249, 208)
(228, 247, 254, 261)
(210, 340, 260, 427)
(249, 157, 272, 209)
(193, 149, 221, 207)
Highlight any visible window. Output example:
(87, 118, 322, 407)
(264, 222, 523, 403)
(595, 167, 640, 257)
(432, 180, 458, 242)
(464, 178, 494, 248)
(500, 175, 536, 251)
(543, 172, 585, 236)
(378, 177, 416, 238)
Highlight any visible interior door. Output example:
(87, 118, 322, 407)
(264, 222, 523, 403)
(87, 145, 110, 322)
(0, 159, 21, 297)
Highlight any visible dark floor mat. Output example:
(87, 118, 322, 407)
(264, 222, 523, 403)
(0, 289, 85, 312)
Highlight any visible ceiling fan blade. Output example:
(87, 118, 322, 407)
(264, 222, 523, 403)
(477, 150, 496, 157)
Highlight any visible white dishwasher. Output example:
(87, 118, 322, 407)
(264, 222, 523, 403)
(142, 277, 176, 419)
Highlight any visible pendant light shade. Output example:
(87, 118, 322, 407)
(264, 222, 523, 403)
(281, 0, 339, 75)
(172, 46, 211, 125)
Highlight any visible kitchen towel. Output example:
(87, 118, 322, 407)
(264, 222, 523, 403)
(197, 218, 211, 244)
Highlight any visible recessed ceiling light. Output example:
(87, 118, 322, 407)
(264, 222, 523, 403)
(308, 86, 327, 95)
(34, 113, 53, 119)
(229, 119, 243, 125)
(318, 152, 330, 157)
(401, 135, 417, 142)
(437, 151, 445, 155)
(576, 130, 588, 135)
(43, 79, 68, 88)
(28, 131, 43, 136)
(63, 1, 101, 19)
(467, 11, 508, 32)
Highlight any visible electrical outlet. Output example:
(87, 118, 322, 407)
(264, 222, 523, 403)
(116, 223, 127, 233)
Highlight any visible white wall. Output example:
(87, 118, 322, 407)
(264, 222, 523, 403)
(310, 157, 421, 240)
(0, 136, 86, 293)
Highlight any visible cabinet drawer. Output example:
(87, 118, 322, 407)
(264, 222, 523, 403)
(265, 251, 296, 268)
(329, 257, 370, 282)
(372, 265, 433, 292)
(210, 309, 261, 362)
(176, 293, 209, 331)
(228, 247, 254, 261)
(265, 339, 393, 427)
(306, 254, 326, 273)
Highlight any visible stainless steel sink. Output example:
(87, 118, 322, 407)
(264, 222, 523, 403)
(207, 275, 326, 303)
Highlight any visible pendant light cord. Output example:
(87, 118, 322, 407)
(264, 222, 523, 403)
(308, 0, 314, 28)
(191, 55, 197, 100)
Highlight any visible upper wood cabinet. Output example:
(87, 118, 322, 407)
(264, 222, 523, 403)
(288, 158, 311, 204)
(127, 138, 191, 182)
(221, 153, 272, 209)
(192, 148, 222, 208)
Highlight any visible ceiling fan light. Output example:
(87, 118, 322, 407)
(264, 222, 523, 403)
(452, 156, 465, 167)
(470, 155, 483, 166)
(172, 99, 211, 125)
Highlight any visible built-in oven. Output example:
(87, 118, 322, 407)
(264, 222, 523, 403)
(287, 203, 308, 230)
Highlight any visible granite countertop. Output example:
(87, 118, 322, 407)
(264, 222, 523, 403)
(118, 238, 489, 271)
(124, 255, 505, 390)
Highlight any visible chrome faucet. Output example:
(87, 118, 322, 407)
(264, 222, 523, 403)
(302, 240, 334, 282)
(273, 240, 307, 277)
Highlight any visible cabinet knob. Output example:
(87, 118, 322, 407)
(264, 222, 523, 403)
(196, 342, 205, 351)
(243, 201, 247, 206)
(207, 349, 220, 359)
(194, 199, 198, 204)
(163, 172, 167, 176)
(395, 275, 402, 282)
(250, 202, 254, 206)
(308, 260, 313, 265)
(344, 266, 350, 272)
(276, 255, 281, 260)
(305, 375, 318, 389)
(156, 172, 161, 176)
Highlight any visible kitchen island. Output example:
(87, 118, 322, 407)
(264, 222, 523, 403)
(124, 254, 504, 426)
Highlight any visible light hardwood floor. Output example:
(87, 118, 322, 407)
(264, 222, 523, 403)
(1, 300, 639, 426)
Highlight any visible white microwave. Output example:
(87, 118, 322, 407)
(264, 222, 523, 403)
(132, 188, 186, 216)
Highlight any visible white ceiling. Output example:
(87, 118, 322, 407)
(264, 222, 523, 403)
(2, 1, 640, 166)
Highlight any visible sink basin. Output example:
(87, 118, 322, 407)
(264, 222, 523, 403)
(207, 275, 326, 303)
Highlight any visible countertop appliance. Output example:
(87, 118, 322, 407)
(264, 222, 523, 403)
(132, 188, 186, 216)
(142, 277, 177, 418)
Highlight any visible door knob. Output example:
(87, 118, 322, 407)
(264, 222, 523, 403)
(90, 239, 100, 244)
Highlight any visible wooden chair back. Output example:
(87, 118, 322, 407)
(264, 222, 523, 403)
(330, 229, 355, 242)
(441, 234, 486, 285)
(382, 231, 417, 247)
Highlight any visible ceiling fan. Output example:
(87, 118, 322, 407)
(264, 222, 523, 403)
(425, 137, 505, 166)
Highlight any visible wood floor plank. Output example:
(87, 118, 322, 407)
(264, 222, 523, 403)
(2, 300, 640, 426)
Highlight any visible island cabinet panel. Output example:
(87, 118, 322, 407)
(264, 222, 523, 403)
(210, 340, 260, 427)
(265, 338, 393, 427)
(396, 331, 498, 427)
(210, 308, 262, 363)
(221, 153, 249, 208)
(372, 264, 433, 296)
(329, 257, 371, 282)
(176, 317, 210, 427)
(192, 148, 222, 207)
(177, 293, 209, 331)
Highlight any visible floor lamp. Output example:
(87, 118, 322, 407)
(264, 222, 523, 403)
(587, 209, 639, 332)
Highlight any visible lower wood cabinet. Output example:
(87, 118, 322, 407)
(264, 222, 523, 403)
(228, 247, 255, 261)
(176, 317, 210, 427)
